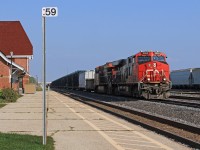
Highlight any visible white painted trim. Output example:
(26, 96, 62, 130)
(6, 55, 33, 59)
(27, 58, 29, 72)
(0, 52, 25, 72)
(26, 72, 31, 77)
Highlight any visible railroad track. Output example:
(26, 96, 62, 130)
(142, 98, 200, 109)
(58, 89, 200, 109)
(170, 95, 200, 100)
(171, 90, 200, 95)
(54, 89, 200, 149)
(170, 90, 200, 100)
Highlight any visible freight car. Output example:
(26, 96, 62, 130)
(50, 70, 85, 89)
(79, 70, 95, 91)
(94, 51, 171, 99)
(170, 68, 200, 89)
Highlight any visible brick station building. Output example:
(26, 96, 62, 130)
(0, 21, 33, 92)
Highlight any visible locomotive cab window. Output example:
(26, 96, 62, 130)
(138, 56, 151, 64)
(153, 56, 165, 62)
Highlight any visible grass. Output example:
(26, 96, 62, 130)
(0, 103, 6, 108)
(0, 90, 55, 149)
(0, 91, 22, 108)
(0, 132, 54, 150)
(0, 97, 6, 108)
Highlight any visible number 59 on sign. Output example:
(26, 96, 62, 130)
(42, 7, 58, 17)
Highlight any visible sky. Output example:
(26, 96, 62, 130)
(1, 0, 200, 82)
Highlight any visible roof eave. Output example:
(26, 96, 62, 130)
(0, 51, 25, 71)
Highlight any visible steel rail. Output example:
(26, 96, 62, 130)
(170, 95, 200, 100)
(142, 98, 200, 109)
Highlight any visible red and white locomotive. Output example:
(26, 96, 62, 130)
(94, 51, 171, 99)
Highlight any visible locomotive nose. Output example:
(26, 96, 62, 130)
(148, 62, 157, 69)
(153, 62, 156, 68)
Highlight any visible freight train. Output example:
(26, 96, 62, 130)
(51, 51, 171, 99)
(170, 68, 200, 89)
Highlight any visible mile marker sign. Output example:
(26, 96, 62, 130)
(42, 7, 58, 17)
(41, 6, 58, 145)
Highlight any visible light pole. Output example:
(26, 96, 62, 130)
(10, 51, 13, 89)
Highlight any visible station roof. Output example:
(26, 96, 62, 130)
(0, 21, 33, 56)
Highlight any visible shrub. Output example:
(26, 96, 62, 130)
(0, 89, 2, 98)
(1, 88, 19, 102)
(36, 86, 43, 91)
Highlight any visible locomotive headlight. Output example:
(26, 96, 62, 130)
(163, 78, 166, 82)
(147, 78, 150, 82)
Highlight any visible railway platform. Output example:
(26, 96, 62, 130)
(0, 91, 190, 150)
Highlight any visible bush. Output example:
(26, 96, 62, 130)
(0, 89, 2, 98)
(1, 88, 19, 102)
(36, 86, 43, 91)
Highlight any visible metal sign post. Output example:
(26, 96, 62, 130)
(42, 7, 58, 145)
(42, 16, 46, 145)
(10, 51, 13, 89)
